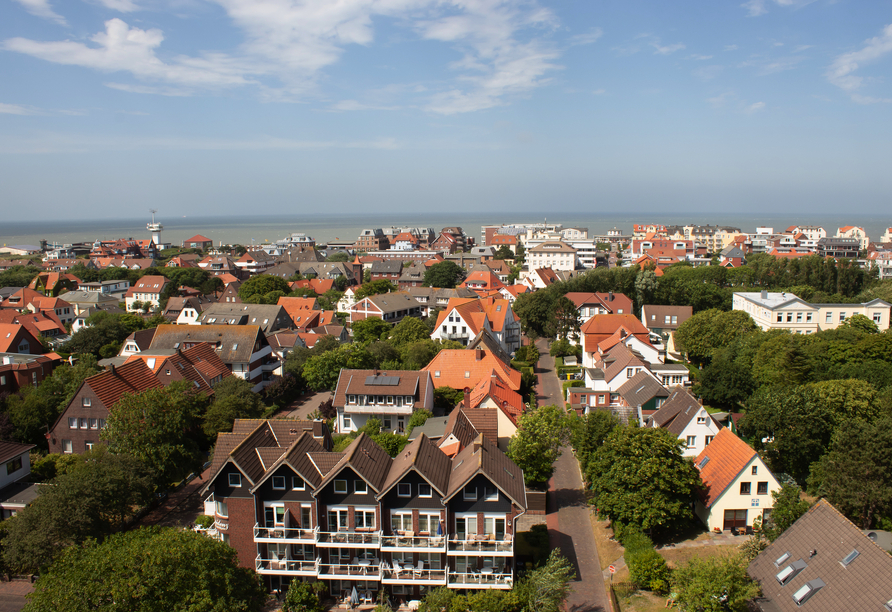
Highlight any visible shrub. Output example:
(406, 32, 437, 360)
(627, 549, 670, 593)
(195, 515, 214, 529)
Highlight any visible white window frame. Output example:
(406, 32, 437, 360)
(292, 476, 305, 491)
(62, 439, 73, 454)
(397, 483, 411, 497)
(355, 480, 368, 494)
(82, 397, 91, 406)
(272, 476, 286, 490)
(463, 485, 477, 500)
(418, 483, 432, 498)
(229, 472, 242, 487)
(334, 479, 348, 494)
(68, 417, 77, 429)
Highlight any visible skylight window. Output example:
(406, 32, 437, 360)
(792, 579, 824, 606)
(774, 552, 791, 567)
(776, 560, 807, 586)
(840, 549, 860, 567)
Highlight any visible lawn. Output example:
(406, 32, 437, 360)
(617, 591, 667, 612)
(589, 513, 624, 571)
(657, 544, 739, 569)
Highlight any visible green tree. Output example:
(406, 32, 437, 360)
(570, 410, 619, 480)
(672, 553, 761, 612)
(434, 386, 465, 409)
(202, 377, 266, 437)
(507, 404, 572, 487)
(763, 484, 812, 541)
(4, 387, 57, 447)
(388, 316, 431, 346)
(807, 417, 892, 528)
(674, 309, 758, 366)
(23, 526, 265, 612)
(101, 383, 204, 490)
(352, 318, 391, 344)
(238, 274, 291, 302)
(588, 425, 700, 535)
(282, 580, 325, 612)
(423, 261, 464, 288)
(407, 408, 432, 435)
(841, 312, 879, 334)
(514, 549, 575, 612)
(2, 448, 152, 573)
(354, 280, 397, 301)
(548, 339, 578, 358)
(366, 340, 401, 367)
(634, 269, 658, 314)
(302, 345, 376, 390)
(326, 252, 351, 262)
(493, 246, 513, 260)
(544, 296, 580, 341)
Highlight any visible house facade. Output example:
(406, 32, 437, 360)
(646, 386, 722, 458)
(201, 420, 526, 599)
(124, 275, 170, 312)
(349, 294, 423, 325)
(333, 370, 434, 434)
(733, 291, 891, 333)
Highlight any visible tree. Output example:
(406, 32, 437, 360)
(23, 526, 265, 612)
(238, 274, 291, 302)
(407, 408, 432, 435)
(763, 484, 811, 541)
(101, 383, 205, 490)
(493, 245, 513, 260)
(544, 296, 580, 341)
(366, 340, 401, 367)
(674, 309, 758, 366)
(302, 345, 376, 390)
(570, 410, 619, 480)
(434, 386, 465, 409)
(588, 425, 700, 535)
(203, 376, 266, 437)
(548, 339, 578, 359)
(354, 280, 397, 301)
(283, 580, 325, 612)
(507, 404, 572, 487)
(842, 312, 879, 334)
(807, 417, 892, 528)
(634, 269, 658, 313)
(2, 448, 153, 573)
(326, 252, 350, 262)
(352, 317, 391, 344)
(423, 261, 464, 288)
(388, 316, 431, 346)
(514, 549, 575, 612)
(672, 553, 761, 612)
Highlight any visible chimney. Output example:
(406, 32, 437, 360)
(110, 364, 116, 375)
(473, 439, 482, 453)
(761, 289, 767, 299)
(476, 349, 483, 361)
(463, 387, 471, 409)
(608, 291, 614, 301)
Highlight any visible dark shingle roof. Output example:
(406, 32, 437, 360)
(648, 385, 709, 435)
(149, 324, 266, 364)
(87, 360, 164, 409)
(616, 371, 669, 407)
(0, 441, 35, 465)
(445, 434, 525, 508)
(317, 433, 393, 493)
(378, 433, 452, 498)
(748, 499, 892, 612)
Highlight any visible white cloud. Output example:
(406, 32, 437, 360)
(694, 65, 724, 81)
(11, 0, 67, 26)
(569, 28, 603, 46)
(742, 0, 816, 16)
(827, 24, 892, 102)
(592, 88, 605, 95)
(739, 54, 806, 75)
(0, 102, 38, 115)
(745, 101, 765, 113)
(724, 45, 739, 52)
(331, 100, 401, 111)
(652, 41, 685, 55)
(94, 0, 140, 12)
(688, 54, 713, 61)
(5, 1, 565, 113)
(707, 92, 733, 108)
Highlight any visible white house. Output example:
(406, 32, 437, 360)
(124, 275, 170, 313)
(526, 242, 578, 272)
(332, 369, 434, 434)
(835, 225, 870, 250)
(694, 428, 781, 532)
(646, 386, 722, 457)
(733, 290, 891, 333)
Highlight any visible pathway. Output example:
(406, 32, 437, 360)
(536, 339, 610, 612)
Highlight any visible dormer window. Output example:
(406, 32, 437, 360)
(792, 579, 825, 606)
(776, 560, 807, 585)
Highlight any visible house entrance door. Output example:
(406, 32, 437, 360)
(723, 509, 747, 530)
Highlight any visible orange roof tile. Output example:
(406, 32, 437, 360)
(468, 370, 524, 425)
(422, 348, 521, 391)
(694, 428, 757, 508)
(85, 360, 165, 409)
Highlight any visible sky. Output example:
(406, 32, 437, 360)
(1, 0, 891, 221)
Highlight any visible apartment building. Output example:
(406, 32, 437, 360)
(202, 420, 526, 600)
(732, 291, 891, 333)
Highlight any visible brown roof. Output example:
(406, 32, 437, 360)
(86, 360, 164, 409)
(124, 342, 231, 396)
(250, 431, 327, 491)
(445, 434, 526, 508)
(649, 385, 717, 436)
(149, 324, 266, 364)
(462, 407, 500, 442)
(364, 292, 420, 314)
(616, 371, 669, 407)
(748, 499, 892, 611)
(317, 433, 393, 493)
(378, 434, 452, 498)
(308, 452, 344, 478)
(694, 428, 758, 508)
(640, 304, 693, 330)
(332, 370, 431, 407)
(0, 441, 36, 465)
(443, 408, 479, 451)
(596, 343, 649, 382)
(564, 292, 634, 315)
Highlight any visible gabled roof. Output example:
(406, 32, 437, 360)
(616, 371, 669, 407)
(378, 433, 452, 499)
(462, 408, 500, 443)
(640, 305, 693, 330)
(581, 314, 652, 353)
(468, 370, 524, 425)
(747, 500, 892, 612)
(122, 328, 157, 352)
(124, 342, 231, 396)
(648, 385, 716, 436)
(442, 408, 480, 452)
(250, 431, 327, 492)
(149, 324, 266, 364)
(85, 359, 165, 409)
(564, 292, 633, 315)
(333, 370, 431, 407)
(316, 432, 393, 493)
(422, 348, 521, 391)
(596, 343, 649, 382)
(362, 292, 420, 314)
(460, 270, 507, 293)
(445, 434, 525, 508)
(0, 441, 36, 465)
(694, 428, 759, 508)
(466, 328, 512, 368)
(185, 234, 213, 243)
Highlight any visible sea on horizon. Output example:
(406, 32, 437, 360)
(1, 212, 890, 251)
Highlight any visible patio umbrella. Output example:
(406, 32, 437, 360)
(437, 520, 443, 536)
(351, 586, 359, 607)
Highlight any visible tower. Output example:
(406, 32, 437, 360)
(147, 209, 163, 246)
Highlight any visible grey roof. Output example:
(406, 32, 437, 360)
(616, 371, 669, 406)
(0, 482, 45, 507)
(748, 500, 892, 612)
(467, 329, 511, 366)
(198, 303, 290, 333)
(365, 292, 422, 314)
(640, 305, 693, 330)
(408, 416, 449, 441)
(59, 290, 119, 306)
(149, 324, 267, 364)
(648, 385, 717, 435)
(370, 260, 403, 274)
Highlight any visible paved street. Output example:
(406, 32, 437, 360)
(536, 340, 610, 612)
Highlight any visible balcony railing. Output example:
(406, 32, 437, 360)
(381, 566, 447, 584)
(444, 332, 469, 340)
(253, 523, 317, 542)
(316, 531, 381, 547)
(317, 562, 382, 579)
(447, 571, 513, 589)
(448, 535, 513, 554)
(255, 556, 319, 574)
(380, 534, 446, 551)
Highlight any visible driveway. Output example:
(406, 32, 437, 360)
(536, 339, 610, 612)
(278, 390, 332, 420)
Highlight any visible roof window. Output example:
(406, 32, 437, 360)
(792, 579, 825, 606)
(776, 560, 807, 586)
(774, 552, 791, 567)
(840, 549, 860, 567)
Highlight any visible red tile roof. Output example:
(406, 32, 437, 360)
(581, 314, 652, 354)
(86, 359, 165, 410)
(422, 348, 521, 391)
(468, 370, 524, 425)
(185, 234, 213, 243)
(694, 428, 757, 508)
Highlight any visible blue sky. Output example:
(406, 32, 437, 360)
(1, 0, 891, 221)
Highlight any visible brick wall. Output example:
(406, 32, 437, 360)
(225, 496, 257, 570)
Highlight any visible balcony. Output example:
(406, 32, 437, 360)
(381, 564, 447, 585)
(316, 530, 381, 548)
(447, 535, 513, 556)
(444, 332, 469, 340)
(380, 534, 447, 552)
(256, 556, 319, 575)
(447, 571, 513, 589)
(253, 523, 317, 544)
(317, 562, 382, 580)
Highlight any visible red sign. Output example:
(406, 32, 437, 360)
(608, 565, 616, 574)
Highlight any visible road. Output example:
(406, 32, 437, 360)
(536, 339, 610, 612)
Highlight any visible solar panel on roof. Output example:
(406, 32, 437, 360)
(365, 375, 400, 386)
